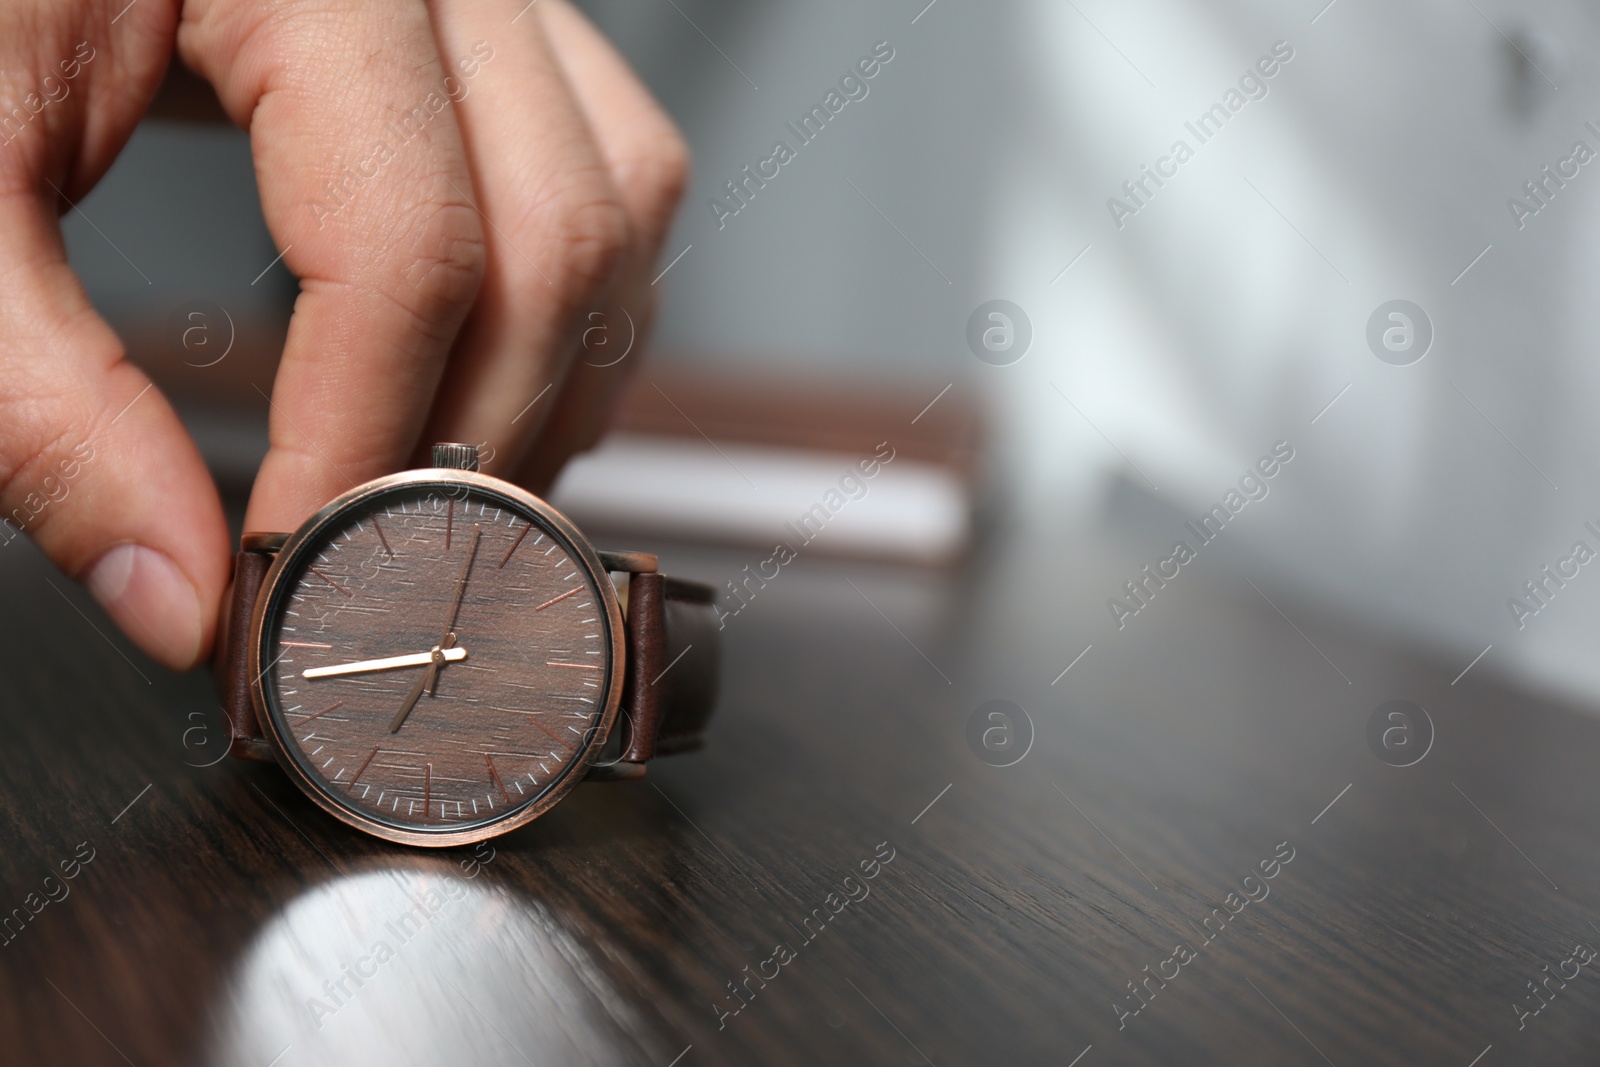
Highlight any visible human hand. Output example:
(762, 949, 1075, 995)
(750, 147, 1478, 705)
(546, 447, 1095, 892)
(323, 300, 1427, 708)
(0, 0, 688, 671)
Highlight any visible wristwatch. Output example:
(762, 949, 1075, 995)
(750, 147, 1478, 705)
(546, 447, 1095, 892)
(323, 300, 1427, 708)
(212, 443, 721, 847)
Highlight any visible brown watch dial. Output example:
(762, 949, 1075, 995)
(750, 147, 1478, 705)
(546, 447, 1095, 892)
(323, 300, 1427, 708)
(249, 472, 624, 845)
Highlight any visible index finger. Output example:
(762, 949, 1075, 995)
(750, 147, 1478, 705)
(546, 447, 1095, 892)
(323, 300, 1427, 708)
(179, 0, 488, 532)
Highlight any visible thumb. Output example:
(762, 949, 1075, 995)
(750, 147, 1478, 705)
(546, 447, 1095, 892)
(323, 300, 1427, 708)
(0, 186, 230, 670)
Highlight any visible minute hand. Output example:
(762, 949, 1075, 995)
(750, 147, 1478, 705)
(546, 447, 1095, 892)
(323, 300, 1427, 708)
(437, 525, 482, 647)
(390, 526, 482, 733)
(303, 647, 468, 679)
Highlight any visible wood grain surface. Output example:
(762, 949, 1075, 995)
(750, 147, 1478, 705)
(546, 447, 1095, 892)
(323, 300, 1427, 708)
(0, 498, 1597, 1066)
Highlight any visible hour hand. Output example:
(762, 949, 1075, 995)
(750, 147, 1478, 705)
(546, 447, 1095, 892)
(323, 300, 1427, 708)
(390, 634, 458, 733)
(303, 647, 468, 679)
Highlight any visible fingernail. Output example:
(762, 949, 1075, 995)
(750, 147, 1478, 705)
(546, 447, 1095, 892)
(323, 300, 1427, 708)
(85, 544, 203, 669)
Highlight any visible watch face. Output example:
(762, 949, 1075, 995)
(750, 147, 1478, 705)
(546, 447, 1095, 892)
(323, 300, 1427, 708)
(249, 471, 625, 846)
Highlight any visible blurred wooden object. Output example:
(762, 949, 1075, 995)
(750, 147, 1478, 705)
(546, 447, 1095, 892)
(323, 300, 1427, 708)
(613, 373, 981, 481)
(552, 373, 984, 566)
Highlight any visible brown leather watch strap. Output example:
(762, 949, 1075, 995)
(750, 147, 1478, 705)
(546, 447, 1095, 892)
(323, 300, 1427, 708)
(214, 539, 722, 769)
(617, 573, 721, 763)
(213, 545, 276, 761)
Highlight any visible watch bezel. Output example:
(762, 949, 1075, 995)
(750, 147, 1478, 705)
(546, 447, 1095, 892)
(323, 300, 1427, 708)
(245, 468, 627, 848)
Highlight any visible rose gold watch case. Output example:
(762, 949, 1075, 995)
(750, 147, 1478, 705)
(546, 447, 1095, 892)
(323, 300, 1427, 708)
(245, 468, 628, 848)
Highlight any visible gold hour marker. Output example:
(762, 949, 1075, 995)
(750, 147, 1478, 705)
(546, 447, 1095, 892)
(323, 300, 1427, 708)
(308, 567, 351, 596)
(546, 661, 602, 671)
(499, 520, 532, 568)
(535, 586, 582, 611)
(293, 700, 345, 721)
(486, 753, 509, 803)
(424, 761, 432, 816)
(446, 497, 454, 550)
(527, 717, 575, 752)
(348, 746, 378, 788)
(281, 640, 334, 649)
(371, 515, 395, 559)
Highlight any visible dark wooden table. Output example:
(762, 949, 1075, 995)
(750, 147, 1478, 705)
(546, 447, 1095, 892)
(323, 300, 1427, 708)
(1, 490, 1597, 1067)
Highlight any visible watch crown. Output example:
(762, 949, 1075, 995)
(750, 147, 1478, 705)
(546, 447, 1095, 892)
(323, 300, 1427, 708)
(431, 442, 480, 471)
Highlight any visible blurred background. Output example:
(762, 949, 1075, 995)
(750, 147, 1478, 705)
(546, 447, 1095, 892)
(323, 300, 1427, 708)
(66, 0, 1600, 708)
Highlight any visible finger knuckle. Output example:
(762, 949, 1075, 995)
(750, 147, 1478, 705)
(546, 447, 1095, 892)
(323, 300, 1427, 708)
(0, 419, 76, 509)
(545, 189, 629, 311)
(0, 348, 121, 538)
(381, 198, 487, 338)
(632, 126, 692, 231)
